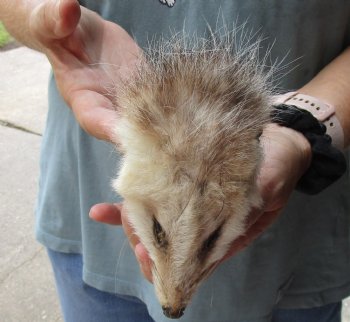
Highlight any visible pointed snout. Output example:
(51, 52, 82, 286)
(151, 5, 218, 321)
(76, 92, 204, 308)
(162, 305, 186, 319)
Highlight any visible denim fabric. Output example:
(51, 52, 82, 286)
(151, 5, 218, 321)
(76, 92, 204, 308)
(272, 302, 342, 322)
(47, 249, 155, 322)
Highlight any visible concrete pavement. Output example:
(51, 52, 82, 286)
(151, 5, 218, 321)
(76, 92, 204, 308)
(0, 47, 62, 322)
(0, 46, 349, 322)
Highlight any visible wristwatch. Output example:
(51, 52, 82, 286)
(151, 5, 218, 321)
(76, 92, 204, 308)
(273, 92, 344, 150)
(271, 92, 347, 194)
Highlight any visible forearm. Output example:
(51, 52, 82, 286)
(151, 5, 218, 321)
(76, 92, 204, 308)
(0, 0, 44, 51)
(299, 47, 350, 147)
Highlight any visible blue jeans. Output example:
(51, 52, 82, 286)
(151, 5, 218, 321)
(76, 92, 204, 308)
(47, 249, 342, 322)
(272, 302, 342, 322)
(47, 249, 155, 322)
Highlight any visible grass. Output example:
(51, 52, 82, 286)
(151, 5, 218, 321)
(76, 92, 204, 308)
(0, 21, 12, 48)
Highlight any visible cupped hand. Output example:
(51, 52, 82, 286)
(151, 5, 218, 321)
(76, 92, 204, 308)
(90, 123, 311, 282)
(29, 0, 140, 141)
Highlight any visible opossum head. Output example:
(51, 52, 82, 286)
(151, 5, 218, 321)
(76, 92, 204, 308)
(112, 33, 272, 318)
(114, 134, 263, 318)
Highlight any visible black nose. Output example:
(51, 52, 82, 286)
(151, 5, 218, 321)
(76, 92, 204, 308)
(162, 306, 185, 319)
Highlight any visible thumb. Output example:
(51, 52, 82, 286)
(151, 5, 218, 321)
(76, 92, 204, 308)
(30, 0, 81, 41)
(89, 203, 123, 225)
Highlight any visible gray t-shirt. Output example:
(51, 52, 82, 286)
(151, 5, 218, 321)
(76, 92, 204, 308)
(36, 1, 350, 321)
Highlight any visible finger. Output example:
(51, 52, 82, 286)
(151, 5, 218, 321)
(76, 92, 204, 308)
(89, 203, 122, 225)
(30, 0, 81, 40)
(135, 243, 153, 283)
(238, 210, 278, 248)
(57, 0, 81, 37)
(243, 207, 264, 229)
(249, 209, 282, 235)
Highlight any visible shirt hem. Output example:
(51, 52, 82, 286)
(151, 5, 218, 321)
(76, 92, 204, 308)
(36, 227, 82, 254)
(277, 281, 350, 309)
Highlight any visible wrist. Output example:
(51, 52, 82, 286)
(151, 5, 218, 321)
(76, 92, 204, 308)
(264, 123, 312, 178)
(271, 104, 347, 194)
(283, 126, 312, 176)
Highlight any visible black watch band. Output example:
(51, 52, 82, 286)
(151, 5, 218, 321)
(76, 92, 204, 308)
(271, 104, 347, 195)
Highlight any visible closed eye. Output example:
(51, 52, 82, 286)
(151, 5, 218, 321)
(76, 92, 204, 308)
(197, 224, 223, 262)
(153, 217, 168, 249)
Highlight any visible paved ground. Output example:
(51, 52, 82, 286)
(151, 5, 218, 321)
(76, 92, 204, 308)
(0, 46, 349, 322)
(0, 47, 62, 322)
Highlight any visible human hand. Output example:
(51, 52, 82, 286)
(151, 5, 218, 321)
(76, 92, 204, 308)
(90, 123, 311, 282)
(222, 123, 311, 258)
(29, 0, 140, 140)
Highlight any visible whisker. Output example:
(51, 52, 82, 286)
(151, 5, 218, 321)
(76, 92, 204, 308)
(114, 236, 128, 294)
(152, 263, 169, 301)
